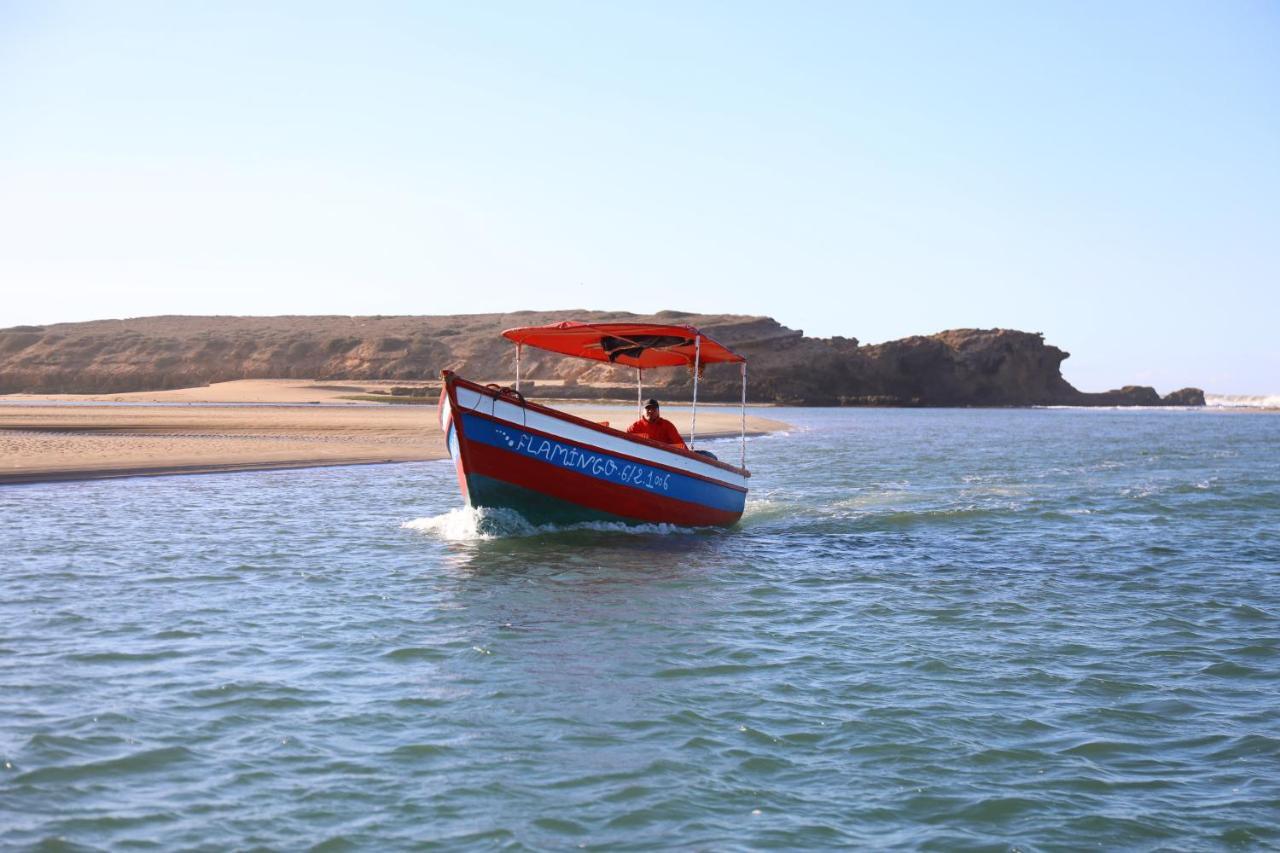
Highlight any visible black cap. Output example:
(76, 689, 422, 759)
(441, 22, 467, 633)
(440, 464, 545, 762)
(644, 398, 660, 408)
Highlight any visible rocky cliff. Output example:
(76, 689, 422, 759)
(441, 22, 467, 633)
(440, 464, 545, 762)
(0, 312, 1203, 406)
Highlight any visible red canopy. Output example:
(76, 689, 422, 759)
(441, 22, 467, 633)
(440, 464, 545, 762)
(501, 321, 745, 368)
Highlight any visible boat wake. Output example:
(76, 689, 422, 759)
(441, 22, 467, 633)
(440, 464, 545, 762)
(402, 506, 703, 541)
(736, 497, 794, 525)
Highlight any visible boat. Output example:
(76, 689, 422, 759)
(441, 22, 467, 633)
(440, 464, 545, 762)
(438, 320, 751, 527)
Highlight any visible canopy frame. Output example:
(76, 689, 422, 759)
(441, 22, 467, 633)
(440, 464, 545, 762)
(690, 335, 701, 450)
(498, 320, 748, 471)
(740, 362, 747, 469)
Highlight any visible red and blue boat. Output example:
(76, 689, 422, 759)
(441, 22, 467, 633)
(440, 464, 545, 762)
(439, 321, 751, 527)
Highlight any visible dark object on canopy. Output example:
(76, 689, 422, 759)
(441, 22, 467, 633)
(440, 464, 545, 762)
(501, 321, 746, 368)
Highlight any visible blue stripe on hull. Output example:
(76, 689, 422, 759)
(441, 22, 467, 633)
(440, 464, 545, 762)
(458, 412, 745, 515)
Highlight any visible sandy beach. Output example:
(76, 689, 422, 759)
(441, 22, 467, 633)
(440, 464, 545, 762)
(0, 380, 790, 485)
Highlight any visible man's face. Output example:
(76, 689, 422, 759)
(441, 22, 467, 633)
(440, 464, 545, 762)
(644, 405, 660, 423)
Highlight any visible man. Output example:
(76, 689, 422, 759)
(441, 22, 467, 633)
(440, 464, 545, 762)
(627, 398, 687, 450)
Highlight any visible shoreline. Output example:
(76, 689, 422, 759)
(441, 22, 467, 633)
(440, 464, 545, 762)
(0, 458, 410, 486)
(0, 380, 791, 486)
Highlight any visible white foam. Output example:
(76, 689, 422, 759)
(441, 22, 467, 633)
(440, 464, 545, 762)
(1205, 394, 1280, 409)
(401, 505, 701, 540)
(402, 506, 536, 540)
(549, 519, 696, 536)
(738, 497, 798, 525)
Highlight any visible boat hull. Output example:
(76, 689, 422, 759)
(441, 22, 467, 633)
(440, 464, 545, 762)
(440, 374, 748, 527)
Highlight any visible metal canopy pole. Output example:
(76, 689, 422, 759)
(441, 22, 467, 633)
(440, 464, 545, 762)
(690, 335, 701, 450)
(636, 367, 643, 417)
(740, 361, 747, 469)
(515, 343, 522, 392)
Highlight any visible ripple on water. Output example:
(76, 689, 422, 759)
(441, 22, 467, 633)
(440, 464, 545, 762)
(15, 745, 196, 785)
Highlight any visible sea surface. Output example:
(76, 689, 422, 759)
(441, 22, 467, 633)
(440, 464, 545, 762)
(2, 408, 1278, 850)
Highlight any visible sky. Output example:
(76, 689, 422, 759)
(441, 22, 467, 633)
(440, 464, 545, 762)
(1, 1, 1277, 394)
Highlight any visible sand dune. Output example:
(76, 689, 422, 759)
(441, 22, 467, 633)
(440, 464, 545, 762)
(0, 380, 789, 484)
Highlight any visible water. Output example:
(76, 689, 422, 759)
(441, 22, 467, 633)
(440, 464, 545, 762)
(2, 408, 1278, 849)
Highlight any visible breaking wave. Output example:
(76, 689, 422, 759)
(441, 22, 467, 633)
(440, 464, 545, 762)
(737, 497, 796, 525)
(402, 506, 701, 541)
(1205, 394, 1280, 409)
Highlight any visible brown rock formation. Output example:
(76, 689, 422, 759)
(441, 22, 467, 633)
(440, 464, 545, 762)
(1159, 387, 1208, 406)
(0, 313, 1203, 407)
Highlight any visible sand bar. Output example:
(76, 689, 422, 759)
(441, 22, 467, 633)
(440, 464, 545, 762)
(0, 380, 790, 484)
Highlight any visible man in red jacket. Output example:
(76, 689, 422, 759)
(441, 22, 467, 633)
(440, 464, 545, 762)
(627, 398, 687, 450)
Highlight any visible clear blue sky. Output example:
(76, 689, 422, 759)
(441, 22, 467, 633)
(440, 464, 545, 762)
(2, 1, 1276, 394)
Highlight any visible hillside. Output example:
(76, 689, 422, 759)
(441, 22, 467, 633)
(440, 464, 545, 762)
(0, 312, 1203, 406)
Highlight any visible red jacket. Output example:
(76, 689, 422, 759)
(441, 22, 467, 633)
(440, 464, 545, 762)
(627, 416, 687, 450)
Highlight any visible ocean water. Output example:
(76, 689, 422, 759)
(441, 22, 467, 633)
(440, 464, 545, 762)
(2, 408, 1278, 850)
